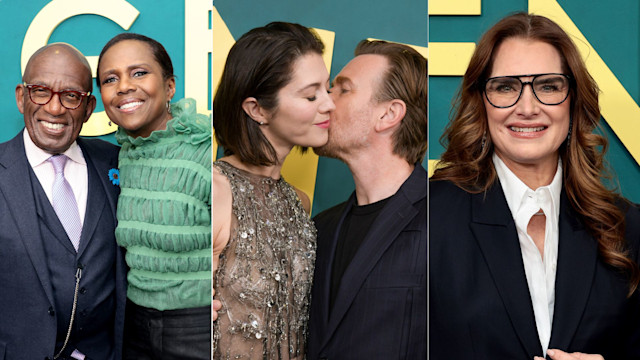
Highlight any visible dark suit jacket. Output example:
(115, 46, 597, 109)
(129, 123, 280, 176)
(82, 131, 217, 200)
(307, 164, 426, 360)
(429, 179, 640, 360)
(0, 131, 127, 360)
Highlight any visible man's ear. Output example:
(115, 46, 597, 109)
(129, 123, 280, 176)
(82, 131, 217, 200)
(241, 97, 269, 125)
(83, 95, 97, 123)
(15, 84, 25, 114)
(375, 99, 406, 133)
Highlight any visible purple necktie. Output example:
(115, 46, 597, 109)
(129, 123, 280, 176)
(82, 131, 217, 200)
(48, 155, 82, 251)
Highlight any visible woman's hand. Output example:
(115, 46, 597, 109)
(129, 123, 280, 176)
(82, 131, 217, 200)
(212, 287, 222, 321)
(534, 349, 604, 360)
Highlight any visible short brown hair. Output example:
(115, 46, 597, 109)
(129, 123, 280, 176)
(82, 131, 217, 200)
(213, 22, 324, 165)
(355, 40, 427, 164)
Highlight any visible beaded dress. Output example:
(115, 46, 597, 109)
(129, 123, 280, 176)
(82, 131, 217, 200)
(213, 160, 316, 360)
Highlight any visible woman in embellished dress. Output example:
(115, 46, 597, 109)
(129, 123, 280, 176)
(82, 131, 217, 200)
(97, 33, 212, 359)
(212, 22, 334, 359)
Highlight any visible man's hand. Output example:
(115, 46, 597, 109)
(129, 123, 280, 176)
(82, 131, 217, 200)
(534, 349, 604, 360)
(212, 287, 222, 321)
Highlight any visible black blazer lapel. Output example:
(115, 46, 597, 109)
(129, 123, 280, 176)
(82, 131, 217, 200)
(548, 192, 597, 351)
(469, 181, 543, 357)
(0, 131, 55, 304)
(77, 138, 119, 220)
(76, 142, 107, 257)
(314, 200, 350, 328)
(322, 165, 425, 348)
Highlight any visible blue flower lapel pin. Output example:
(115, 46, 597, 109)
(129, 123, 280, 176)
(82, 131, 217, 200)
(108, 168, 120, 186)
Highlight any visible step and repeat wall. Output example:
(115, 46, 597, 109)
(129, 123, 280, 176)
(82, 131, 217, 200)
(0, 0, 212, 141)
(213, 0, 427, 215)
(0, 0, 427, 216)
(212, 0, 427, 215)
(429, 0, 640, 202)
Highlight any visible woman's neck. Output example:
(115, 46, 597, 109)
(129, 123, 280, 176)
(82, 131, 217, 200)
(219, 154, 284, 180)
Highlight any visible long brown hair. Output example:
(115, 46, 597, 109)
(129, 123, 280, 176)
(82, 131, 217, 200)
(432, 12, 639, 294)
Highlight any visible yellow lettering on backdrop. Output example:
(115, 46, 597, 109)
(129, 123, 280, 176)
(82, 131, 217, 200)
(22, 0, 139, 136)
(429, 42, 475, 76)
(281, 28, 334, 212)
(185, 0, 213, 116)
(529, 0, 640, 165)
(211, 6, 336, 209)
(429, 0, 481, 15)
(211, 5, 236, 162)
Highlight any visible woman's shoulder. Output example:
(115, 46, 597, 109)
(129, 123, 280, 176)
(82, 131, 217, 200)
(429, 178, 474, 201)
(292, 186, 311, 215)
(621, 199, 640, 249)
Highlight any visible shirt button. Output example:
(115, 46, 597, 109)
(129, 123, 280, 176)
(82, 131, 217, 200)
(80, 287, 87, 294)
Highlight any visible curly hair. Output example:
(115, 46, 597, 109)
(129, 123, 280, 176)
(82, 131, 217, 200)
(431, 12, 639, 294)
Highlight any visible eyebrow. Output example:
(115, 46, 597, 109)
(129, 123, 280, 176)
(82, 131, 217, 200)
(26, 80, 85, 92)
(332, 75, 353, 87)
(100, 63, 153, 76)
(296, 82, 322, 94)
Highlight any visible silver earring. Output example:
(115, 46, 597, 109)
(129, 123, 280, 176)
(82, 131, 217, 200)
(567, 118, 573, 142)
(166, 100, 172, 115)
(259, 121, 265, 125)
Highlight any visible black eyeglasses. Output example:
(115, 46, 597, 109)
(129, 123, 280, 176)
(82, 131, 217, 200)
(484, 73, 571, 108)
(23, 83, 91, 110)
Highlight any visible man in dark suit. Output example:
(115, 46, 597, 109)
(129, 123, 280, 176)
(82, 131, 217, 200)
(308, 40, 426, 360)
(0, 43, 126, 360)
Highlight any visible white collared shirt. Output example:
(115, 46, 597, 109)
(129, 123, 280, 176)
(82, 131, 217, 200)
(23, 130, 88, 224)
(493, 153, 562, 355)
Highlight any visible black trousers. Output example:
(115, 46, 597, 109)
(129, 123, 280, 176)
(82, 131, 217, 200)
(123, 300, 211, 360)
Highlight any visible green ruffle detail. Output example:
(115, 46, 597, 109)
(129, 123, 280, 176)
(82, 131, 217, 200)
(126, 277, 212, 311)
(115, 98, 211, 146)
(114, 97, 212, 310)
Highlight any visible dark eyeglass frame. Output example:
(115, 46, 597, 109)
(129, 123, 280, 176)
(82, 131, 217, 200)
(483, 73, 572, 109)
(23, 83, 91, 110)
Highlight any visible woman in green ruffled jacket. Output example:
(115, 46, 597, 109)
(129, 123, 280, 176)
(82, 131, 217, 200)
(97, 33, 211, 360)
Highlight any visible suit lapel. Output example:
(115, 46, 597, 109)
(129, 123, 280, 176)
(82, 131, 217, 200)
(32, 176, 77, 254)
(548, 192, 596, 351)
(321, 165, 425, 349)
(315, 200, 351, 329)
(470, 182, 543, 357)
(0, 132, 55, 304)
(76, 142, 107, 257)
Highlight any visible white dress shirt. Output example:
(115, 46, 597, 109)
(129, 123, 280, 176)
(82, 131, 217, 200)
(493, 153, 562, 355)
(23, 130, 88, 225)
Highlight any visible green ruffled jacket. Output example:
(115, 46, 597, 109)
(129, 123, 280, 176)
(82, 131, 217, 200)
(115, 98, 211, 311)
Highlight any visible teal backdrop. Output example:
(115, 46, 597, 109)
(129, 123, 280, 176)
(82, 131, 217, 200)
(0, 0, 211, 144)
(0, 0, 427, 217)
(214, 0, 427, 215)
(429, 0, 640, 202)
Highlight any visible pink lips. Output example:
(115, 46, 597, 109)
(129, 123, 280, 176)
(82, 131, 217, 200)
(315, 120, 330, 129)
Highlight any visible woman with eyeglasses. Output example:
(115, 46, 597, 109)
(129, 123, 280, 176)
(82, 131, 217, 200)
(96, 33, 212, 359)
(429, 13, 640, 360)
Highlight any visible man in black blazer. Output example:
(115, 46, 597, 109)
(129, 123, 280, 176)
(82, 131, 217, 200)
(308, 40, 426, 359)
(0, 43, 126, 360)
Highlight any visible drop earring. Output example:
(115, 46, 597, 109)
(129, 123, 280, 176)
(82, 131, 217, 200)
(166, 100, 172, 115)
(567, 118, 573, 142)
